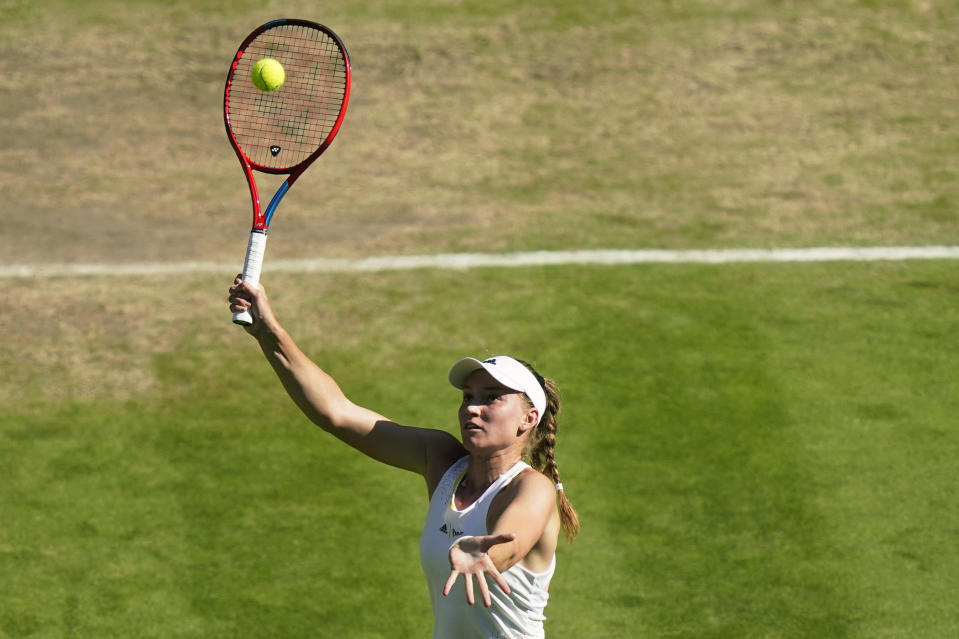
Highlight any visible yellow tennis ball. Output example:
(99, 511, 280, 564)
(251, 58, 285, 92)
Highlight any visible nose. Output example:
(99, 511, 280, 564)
(462, 400, 482, 417)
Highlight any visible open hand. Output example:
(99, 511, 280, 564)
(443, 533, 515, 607)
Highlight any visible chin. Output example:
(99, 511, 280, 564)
(460, 430, 488, 451)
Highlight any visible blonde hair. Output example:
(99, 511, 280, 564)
(517, 360, 580, 543)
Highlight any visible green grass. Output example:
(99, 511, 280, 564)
(3, 263, 959, 637)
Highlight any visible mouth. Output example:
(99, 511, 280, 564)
(462, 422, 484, 432)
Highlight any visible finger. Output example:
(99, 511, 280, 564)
(483, 532, 517, 551)
(490, 567, 511, 596)
(443, 571, 459, 597)
(478, 574, 493, 608)
(464, 574, 475, 606)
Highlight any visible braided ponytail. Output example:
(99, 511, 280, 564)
(517, 361, 580, 543)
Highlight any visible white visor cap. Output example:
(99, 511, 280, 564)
(448, 356, 547, 425)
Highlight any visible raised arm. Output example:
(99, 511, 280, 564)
(228, 276, 464, 482)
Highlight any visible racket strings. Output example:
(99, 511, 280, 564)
(227, 24, 348, 169)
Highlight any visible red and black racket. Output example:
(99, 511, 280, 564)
(224, 19, 351, 325)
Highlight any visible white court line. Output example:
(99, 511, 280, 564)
(2, 246, 959, 278)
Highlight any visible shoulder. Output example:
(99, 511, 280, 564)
(512, 467, 557, 502)
(494, 466, 556, 513)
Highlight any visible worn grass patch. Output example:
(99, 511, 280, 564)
(1, 0, 957, 267)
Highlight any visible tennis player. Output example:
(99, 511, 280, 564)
(228, 276, 579, 639)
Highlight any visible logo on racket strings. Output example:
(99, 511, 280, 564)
(270, 145, 281, 157)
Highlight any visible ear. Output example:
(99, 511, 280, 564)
(519, 408, 539, 432)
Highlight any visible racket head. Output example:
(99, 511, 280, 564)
(224, 20, 351, 225)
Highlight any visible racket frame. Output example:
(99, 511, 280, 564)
(223, 18, 351, 324)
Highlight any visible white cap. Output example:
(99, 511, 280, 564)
(448, 356, 547, 424)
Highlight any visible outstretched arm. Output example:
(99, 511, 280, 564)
(483, 470, 560, 572)
(228, 276, 463, 479)
(443, 472, 560, 605)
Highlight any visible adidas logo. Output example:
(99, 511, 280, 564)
(439, 523, 463, 538)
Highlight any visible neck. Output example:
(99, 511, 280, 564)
(466, 450, 523, 489)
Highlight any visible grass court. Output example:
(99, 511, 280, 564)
(2, 1, 958, 637)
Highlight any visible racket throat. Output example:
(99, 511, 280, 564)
(263, 180, 291, 228)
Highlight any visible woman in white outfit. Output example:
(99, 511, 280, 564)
(228, 276, 579, 638)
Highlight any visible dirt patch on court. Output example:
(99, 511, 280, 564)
(4, 3, 957, 268)
(3, 2, 958, 402)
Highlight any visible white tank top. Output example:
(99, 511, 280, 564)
(419, 456, 555, 639)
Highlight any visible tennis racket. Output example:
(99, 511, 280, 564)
(224, 18, 351, 325)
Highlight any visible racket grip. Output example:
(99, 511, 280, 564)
(233, 230, 268, 326)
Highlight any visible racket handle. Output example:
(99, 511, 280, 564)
(233, 230, 268, 326)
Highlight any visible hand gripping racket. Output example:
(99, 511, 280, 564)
(224, 19, 351, 325)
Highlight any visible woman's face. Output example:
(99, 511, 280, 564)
(458, 369, 536, 452)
